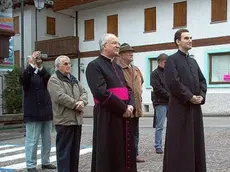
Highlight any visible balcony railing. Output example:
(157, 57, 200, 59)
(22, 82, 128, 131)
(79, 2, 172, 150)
(35, 36, 79, 58)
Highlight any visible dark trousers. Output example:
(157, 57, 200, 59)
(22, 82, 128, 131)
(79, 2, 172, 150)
(55, 125, 82, 172)
(131, 117, 139, 156)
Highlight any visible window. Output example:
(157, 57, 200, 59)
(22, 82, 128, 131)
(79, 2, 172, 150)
(211, 0, 227, 22)
(144, 7, 156, 32)
(107, 14, 118, 36)
(13, 16, 19, 34)
(150, 58, 158, 73)
(14, 50, 20, 67)
(173, 1, 187, 28)
(47, 17, 56, 35)
(84, 19, 94, 41)
(209, 52, 230, 84)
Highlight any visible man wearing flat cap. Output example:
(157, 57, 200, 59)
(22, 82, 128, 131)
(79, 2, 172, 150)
(150, 53, 169, 154)
(117, 43, 145, 162)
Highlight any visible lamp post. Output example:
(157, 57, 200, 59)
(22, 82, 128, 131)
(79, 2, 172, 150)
(34, 0, 45, 10)
(34, 0, 45, 41)
(20, 0, 45, 71)
(20, 0, 24, 71)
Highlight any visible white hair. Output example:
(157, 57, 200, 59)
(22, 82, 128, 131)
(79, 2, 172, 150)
(99, 33, 116, 51)
(27, 55, 32, 60)
(55, 55, 70, 70)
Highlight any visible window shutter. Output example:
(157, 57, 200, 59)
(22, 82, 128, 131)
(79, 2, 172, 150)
(47, 17, 56, 35)
(211, 0, 227, 22)
(107, 14, 118, 36)
(144, 7, 156, 32)
(173, 1, 187, 28)
(85, 19, 94, 40)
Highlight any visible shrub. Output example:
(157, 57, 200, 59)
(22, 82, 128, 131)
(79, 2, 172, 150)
(3, 66, 22, 113)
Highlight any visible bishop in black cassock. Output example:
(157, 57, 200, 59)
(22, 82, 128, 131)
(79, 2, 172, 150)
(86, 33, 137, 172)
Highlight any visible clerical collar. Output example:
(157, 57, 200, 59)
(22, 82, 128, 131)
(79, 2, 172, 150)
(101, 54, 115, 62)
(178, 49, 189, 57)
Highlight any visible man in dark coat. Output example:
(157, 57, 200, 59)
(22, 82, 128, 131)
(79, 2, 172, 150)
(163, 29, 207, 172)
(150, 53, 169, 154)
(86, 33, 137, 172)
(20, 51, 56, 172)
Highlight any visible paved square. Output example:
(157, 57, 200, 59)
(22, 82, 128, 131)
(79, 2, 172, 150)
(0, 117, 230, 172)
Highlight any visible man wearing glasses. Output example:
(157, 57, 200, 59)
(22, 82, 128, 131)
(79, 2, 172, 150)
(86, 33, 137, 172)
(48, 55, 88, 172)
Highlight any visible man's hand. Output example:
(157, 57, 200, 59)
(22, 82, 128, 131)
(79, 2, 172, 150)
(196, 96, 203, 103)
(127, 105, 134, 113)
(128, 105, 135, 117)
(123, 107, 132, 118)
(75, 101, 84, 111)
(190, 95, 201, 104)
(32, 51, 42, 68)
(123, 105, 134, 118)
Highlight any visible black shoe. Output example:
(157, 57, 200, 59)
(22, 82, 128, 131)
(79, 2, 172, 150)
(156, 148, 163, 154)
(27, 168, 38, 172)
(41, 164, 56, 169)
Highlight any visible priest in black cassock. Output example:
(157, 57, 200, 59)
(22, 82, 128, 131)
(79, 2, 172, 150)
(163, 29, 207, 172)
(86, 33, 137, 172)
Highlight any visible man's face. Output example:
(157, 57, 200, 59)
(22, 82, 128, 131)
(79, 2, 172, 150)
(159, 59, 167, 68)
(120, 51, 134, 63)
(177, 32, 192, 51)
(103, 35, 120, 57)
(58, 58, 71, 75)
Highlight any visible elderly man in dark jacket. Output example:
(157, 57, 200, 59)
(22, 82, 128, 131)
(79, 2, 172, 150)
(20, 51, 56, 172)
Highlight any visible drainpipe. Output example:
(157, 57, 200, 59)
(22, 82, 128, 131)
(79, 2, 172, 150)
(75, 11, 81, 81)
(35, 8, 38, 42)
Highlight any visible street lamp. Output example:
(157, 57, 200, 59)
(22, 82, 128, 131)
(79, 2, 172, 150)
(21, 0, 45, 71)
(34, 0, 45, 41)
(34, 0, 45, 10)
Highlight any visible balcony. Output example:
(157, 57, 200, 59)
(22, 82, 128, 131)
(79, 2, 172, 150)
(35, 36, 79, 60)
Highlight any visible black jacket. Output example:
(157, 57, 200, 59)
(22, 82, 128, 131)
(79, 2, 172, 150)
(150, 66, 169, 106)
(20, 65, 53, 122)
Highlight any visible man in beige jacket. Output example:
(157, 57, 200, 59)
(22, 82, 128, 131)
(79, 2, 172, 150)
(117, 43, 145, 162)
(47, 55, 88, 172)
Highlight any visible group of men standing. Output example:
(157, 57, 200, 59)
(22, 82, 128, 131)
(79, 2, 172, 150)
(21, 28, 207, 172)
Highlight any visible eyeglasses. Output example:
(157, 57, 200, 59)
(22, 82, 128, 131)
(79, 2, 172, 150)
(62, 62, 72, 66)
(106, 41, 120, 46)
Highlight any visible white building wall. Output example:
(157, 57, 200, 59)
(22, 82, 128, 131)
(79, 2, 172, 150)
(76, 0, 230, 115)
(13, 5, 75, 62)
(78, 0, 230, 51)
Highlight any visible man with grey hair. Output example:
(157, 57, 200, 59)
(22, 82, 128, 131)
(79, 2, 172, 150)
(20, 51, 56, 172)
(47, 55, 88, 172)
(86, 33, 137, 172)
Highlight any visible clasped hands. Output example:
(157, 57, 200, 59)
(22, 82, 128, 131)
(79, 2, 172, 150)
(190, 95, 203, 104)
(123, 105, 134, 118)
(75, 101, 84, 111)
